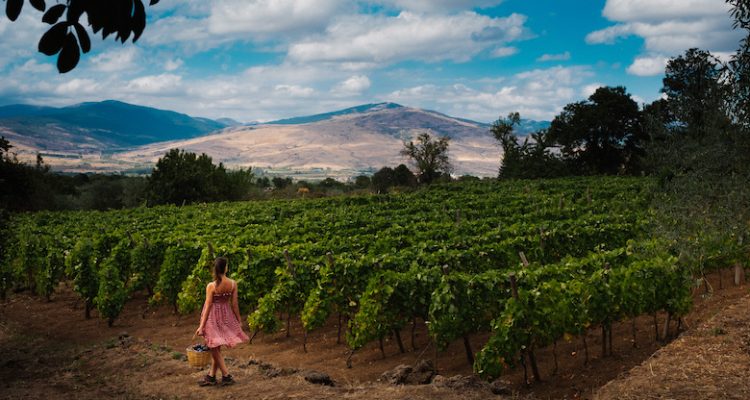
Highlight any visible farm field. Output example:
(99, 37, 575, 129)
(1, 270, 747, 399)
(1, 177, 746, 399)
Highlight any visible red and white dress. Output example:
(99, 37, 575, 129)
(202, 281, 249, 348)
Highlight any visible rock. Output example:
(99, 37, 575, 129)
(489, 379, 512, 395)
(381, 361, 435, 385)
(302, 371, 334, 386)
(432, 374, 486, 390)
(381, 364, 413, 385)
(405, 360, 435, 384)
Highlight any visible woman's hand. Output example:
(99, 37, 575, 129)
(195, 327, 205, 337)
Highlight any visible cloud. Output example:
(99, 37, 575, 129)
(288, 12, 528, 65)
(207, 0, 347, 36)
(164, 58, 184, 71)
(387, 66, 595, 121)
(587, 0, 742, 76)
(126, 74, 184, 95)
(274, 84, 315, 97)
(378, 0, 503, 12)
(490, 46, 518, 58)
(332, 75, 372, 96)
(626, 55, 669, 76)
(90, 47, 140, 72)
(581, 83, 604, 98)
(537, 51, 571, 62)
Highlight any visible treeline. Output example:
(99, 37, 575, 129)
(495, 47, 748, 179)
(0, 140, 476, 213)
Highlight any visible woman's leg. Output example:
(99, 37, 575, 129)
(209, 347, 220, 377)
(211, 346, 229, 376)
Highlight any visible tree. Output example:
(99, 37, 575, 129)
(400, 133, 452, 184)
(146, 148, 245, 206)
(728, 0, 750, 127)
(662, 49, 731, 136)
(491, 113, 568, 179)
(353, 175, 371, 189)
(546, 86, 644, 175)
(371, 167, 395, 193)
(3, 0, 160, 73)
(392, 164, 417, 187)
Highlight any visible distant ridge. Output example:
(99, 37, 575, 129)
(0, 100, 228, 151)
(268, 103, 404, 125)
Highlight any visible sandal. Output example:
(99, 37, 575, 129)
(198, 374, 217, 386)
(221, 374, 235, 386)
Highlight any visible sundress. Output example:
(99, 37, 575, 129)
(202, 281, 249, 348)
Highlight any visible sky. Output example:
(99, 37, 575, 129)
(0, 0, 743, 123)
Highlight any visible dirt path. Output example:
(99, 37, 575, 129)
(595, 292, 750, 400)
(1, 270, 747, 399)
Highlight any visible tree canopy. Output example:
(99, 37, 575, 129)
(146, 149, 253, 206)
(400, 133, 452, 184)
(546, 86, 645, 175)
(3, 0, 160, 73)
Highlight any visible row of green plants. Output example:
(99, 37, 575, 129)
(0, 177, 737, 378)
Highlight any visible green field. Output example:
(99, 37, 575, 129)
(0, 177, 699, 378)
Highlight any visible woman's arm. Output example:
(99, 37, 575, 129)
(196, 283, 214, 336)
(231, 280, 242, 323)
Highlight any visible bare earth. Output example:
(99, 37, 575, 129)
(1, 270, 747, 400)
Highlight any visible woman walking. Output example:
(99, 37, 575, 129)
(195, 257, 249, 386)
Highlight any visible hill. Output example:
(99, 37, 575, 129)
(0, 100, 228, 152)
(114, 103, 544, 177)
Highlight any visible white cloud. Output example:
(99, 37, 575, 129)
(588, 0, 742, 76)
(126, 74, 184, 95)
(90, 47, 140, 72)
(332, 75, 371, 96)
(537, 51, 571, 62)
(207, 0, 346, 36)
(164, 58, 184, 71)
(16, 59, 53, 74)
(379, 0, 503, 12)
(581, 83, 604, 98)
(626, 55, 669, 76)
(490, 46, 518, 58)
(602, 0, 729, 22)
(387, 66, 594, 121)
(288, 12, 528, 65)
(274, 84, 315, 97)
(55, 79, 102, 96)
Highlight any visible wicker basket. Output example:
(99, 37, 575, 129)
(187, 345, 212, 368)
(186, 334, 211, 368)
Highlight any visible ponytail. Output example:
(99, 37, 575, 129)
(213, 257, 227, 285)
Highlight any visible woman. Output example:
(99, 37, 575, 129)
(195, 257, 249, 386)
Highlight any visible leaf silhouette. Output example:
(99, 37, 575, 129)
(73, 23, 90, 53)
(132, 0, 146, 42)
(42, 4, 65, 24)
(57, 31, 80, 73)
(38, 22, 68, 56)
(29, 0, 44, 12)
(5, 0, 23, 21)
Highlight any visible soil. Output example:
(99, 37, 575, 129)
(0, 269, 747, 400)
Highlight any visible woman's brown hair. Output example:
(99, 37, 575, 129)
(214, 257, 228, 285)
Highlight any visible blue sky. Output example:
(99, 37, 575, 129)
(0, 0, 742, 122)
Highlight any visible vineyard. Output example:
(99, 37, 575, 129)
(0, 177, 742, 381)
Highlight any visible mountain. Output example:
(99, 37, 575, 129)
(4, 101, 550, 177)
(112, 103, 549, 177)
(0, 100, 228, 152)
